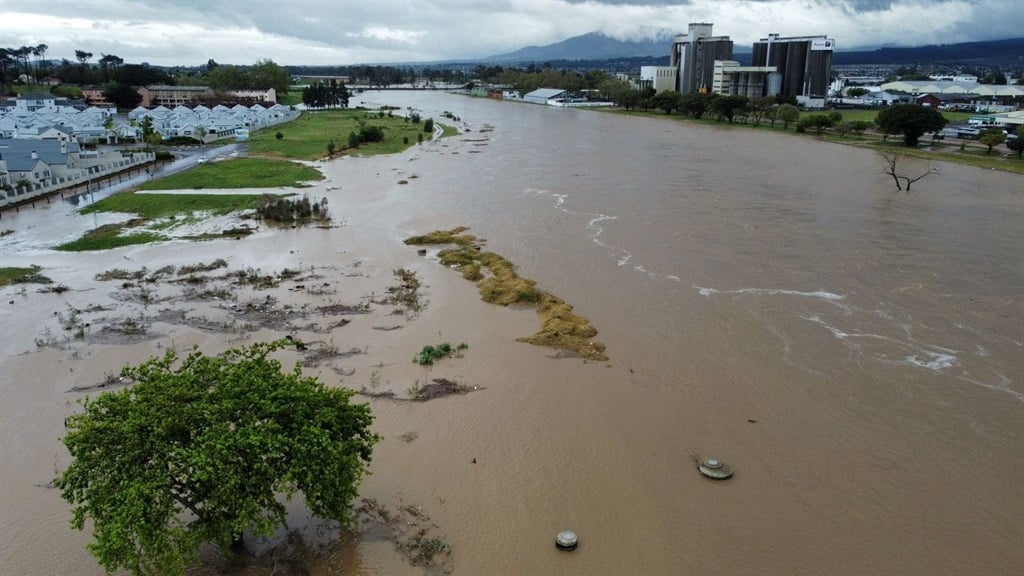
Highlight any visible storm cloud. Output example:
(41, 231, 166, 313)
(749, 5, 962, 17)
(1, 0, 1018, 65)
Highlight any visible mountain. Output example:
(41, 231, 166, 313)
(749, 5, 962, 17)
(832, 37, 1024, 67)
(481, 32, 1022, 69)
(483, 32, 673, 63)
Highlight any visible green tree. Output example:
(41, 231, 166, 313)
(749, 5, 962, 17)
(748, 96, 775, 125)
(797, 114, 833, 135)
(708, 95, 750, 123)
(102, 81, 142, 109)
(978, 128, 1006, 154)
(250, 59, 290, 95)
(849, 120, 873, 135)
(1006, 136, 1024, 158)
(875, 104, 948, 147)
(777, 103, 800, 129)
(57, 341, 377, 576)
(140, 116, 162, 146)
(679, 92, 714, 118)
(206, 64, 247, 91)
(650, 90, 682, 114)
(846, 87, 870, 97)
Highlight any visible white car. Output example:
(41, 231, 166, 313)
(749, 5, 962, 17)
(197, 155, 207, 163)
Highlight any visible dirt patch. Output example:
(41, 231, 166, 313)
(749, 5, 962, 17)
(358, 378, 481, 402)
(355, 498, 452, 575)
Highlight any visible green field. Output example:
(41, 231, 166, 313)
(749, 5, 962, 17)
(136, 157, 321, 191)
(249, 109, 433, 160)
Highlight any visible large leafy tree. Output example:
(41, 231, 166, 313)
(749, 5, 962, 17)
(57, 341, 378, 576)
(1006, 136, 1024, 158)
(708, 94, 750, 123)
(875, 104, 948, 147)
(250, 59, 291, 95)
(650, 90, 682, 114)
(102, 81, 143, 109)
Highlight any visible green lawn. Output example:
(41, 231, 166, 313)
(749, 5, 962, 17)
(137, 157, 321, 190)
(249, 109, 432, 160)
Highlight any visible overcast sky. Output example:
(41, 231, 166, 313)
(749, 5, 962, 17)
(2, 0, 1020, 66)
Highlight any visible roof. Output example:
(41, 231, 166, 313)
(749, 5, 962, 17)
(0, 138, 82, 171)
(18, 92, 57, 100)
(881, 80, 1024, 97)
(144, 85, 211, 92)
(525, 88, 568, 99)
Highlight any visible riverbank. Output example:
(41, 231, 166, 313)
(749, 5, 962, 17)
(599, 106, 1024, 175)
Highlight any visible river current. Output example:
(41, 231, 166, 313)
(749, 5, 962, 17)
(2, 91, 1022, 575)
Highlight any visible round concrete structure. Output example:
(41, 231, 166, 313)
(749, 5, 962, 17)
(555, 530, 578, 551)
(698, 458, 734, 480)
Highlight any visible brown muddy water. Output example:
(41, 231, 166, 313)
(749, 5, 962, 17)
(2, 91, 1022, 576)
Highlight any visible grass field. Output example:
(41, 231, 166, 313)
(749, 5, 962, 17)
(249, 109, 433, 160)
(136, 157, 322, 190)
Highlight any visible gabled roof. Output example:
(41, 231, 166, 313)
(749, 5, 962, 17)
(0, 138, 82, 171)
(525, 88, 567, 99)
(18, 92, 57, 101)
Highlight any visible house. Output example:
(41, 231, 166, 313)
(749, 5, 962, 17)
(0, 139, 85, 186)
(39, 125, 76, 142)
(524, 88, 568, 105)
(137, 85, 215, 107)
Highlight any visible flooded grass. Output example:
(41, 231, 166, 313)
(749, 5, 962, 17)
(0, 266, 53, 286)
(406, 227, 608, 361)
(137, 157, 323, 190)
(81, 191, 270, 219)
(55, 223, 166, 252)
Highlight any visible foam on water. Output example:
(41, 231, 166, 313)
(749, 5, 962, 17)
(695, 286, 845, 302)
(525, 188, 683, 282)
(904, 350, 959, 371)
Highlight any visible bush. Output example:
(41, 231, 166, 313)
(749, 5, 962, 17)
(358, 125, 385, 143)
(275, 131, 283, 140)
(424, 118, 434, 133)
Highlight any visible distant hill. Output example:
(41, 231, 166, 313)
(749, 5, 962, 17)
(482, 32, 1022, 69)
(833, 37, 1024, 67)
(484, 32, 673, 63)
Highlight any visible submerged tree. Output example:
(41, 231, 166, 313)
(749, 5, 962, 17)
(881, 152, 937, 191)
(57, 340, 378, 576)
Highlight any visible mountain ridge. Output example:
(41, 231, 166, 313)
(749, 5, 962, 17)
(482, 32, 1024, 68)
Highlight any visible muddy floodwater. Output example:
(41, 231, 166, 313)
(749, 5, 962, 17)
(2, 91, 1022, 575)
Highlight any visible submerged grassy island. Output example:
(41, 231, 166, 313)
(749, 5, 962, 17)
(405, 227, 608, 361)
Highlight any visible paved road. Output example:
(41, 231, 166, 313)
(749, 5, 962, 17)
(85, 143, 248, 203)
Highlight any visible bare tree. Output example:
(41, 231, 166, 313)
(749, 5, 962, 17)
(881, 152, 937, 192)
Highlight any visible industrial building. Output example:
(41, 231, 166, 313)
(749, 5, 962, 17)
(751, 34, 835, 99)
(671, 23, 734, 94)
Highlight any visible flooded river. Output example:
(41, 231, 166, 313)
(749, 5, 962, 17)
(2, 91, 1022, 575)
